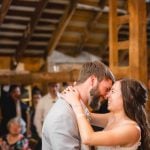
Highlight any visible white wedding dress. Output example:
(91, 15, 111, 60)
(97, 140, 141, 150)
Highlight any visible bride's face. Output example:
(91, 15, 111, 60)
(107, 81, 123, 112)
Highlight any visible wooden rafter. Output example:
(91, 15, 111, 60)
(0, 0, 12, 25)
(76, 12, 105, 51)
(46, 0, 78, 56)
(76, 3, 126, 14)
(75, 1, 106, 51)
(15, 0, 49, 61)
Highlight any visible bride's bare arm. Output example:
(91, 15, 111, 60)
(90, 112, 111, 128)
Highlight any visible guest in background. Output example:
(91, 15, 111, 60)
(0, 85, 28, 136)
(34, 82, 59, 150)
(30, 87, 42, 140)
(25, 87, 42, 150)
(0, 117, 30, 150)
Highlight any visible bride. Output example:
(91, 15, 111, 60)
(62, 78, 150, 150)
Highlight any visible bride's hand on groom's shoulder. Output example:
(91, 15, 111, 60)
(61, 86, 80, 106)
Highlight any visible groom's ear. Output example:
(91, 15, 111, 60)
(89, 75, 97, 87)
(73, 81, 77, 86)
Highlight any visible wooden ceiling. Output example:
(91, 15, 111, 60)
(0, 0, 149, 70)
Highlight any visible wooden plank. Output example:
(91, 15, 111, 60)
(110, 66, 130, 79)
(77, 3, 104, 12)
(117, 40, 129, 50)
(0, 23, 26, 30)
(15, 0, 49, 60)
(91, 26, 108, 34)
(72, 10, 93, 17)
(97, 15, 108, 23)
(50, 0, 69, 5)
(77, 1, 100, 8)
(0, 70, 79, 84)
(0, 57, 11, 69)
(59, 35, 79, 43)
(76, 1, 106, 51)
(0, 0, 12, 24)
(66, 25, 108, 34)
(87, 37, 105, 44)
(109, 0, 118, 68)
(65, 24, 78, 31)
(71, 13, 93, 22)
(117, 15, 129, 25)
(128, 0, 147, 84)
(46, 0, 78, 56)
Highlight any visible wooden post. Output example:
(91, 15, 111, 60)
(109, 0, 147, 85)
(128, 0, 147, 84)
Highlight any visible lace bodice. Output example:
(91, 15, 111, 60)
(97, 141, 141, 150)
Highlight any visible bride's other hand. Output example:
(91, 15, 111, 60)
(61, 86, 80, 106)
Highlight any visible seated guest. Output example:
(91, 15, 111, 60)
(0, 117, 30, 150)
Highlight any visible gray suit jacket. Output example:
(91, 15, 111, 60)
(42, 98, 89, 150)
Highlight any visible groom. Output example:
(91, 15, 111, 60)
(42, 61, 115, 150)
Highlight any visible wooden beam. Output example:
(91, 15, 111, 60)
(46, 0, 78, 56)
(109, 0, 118, 67)
(77, 4, 127, 14)
(15, 0, 49, 60)
(128, 0, 147, 84)
(117, 15, 129, 25)
(77, 3, 104, 12)
(110, 66, 130, 79)
(0, 70, 79, 84)
(0, 0, 12, 25)
(117, 40, 129, 50)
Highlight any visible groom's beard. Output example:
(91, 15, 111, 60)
(89, 83, 100, 105)
(90, 95, 100, 110)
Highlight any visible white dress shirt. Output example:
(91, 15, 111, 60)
(34, 93, 57, 138)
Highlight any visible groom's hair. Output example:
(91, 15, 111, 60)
(77, 61, 115, 84)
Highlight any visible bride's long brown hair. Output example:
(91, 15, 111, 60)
(121, 79, 150, 150)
